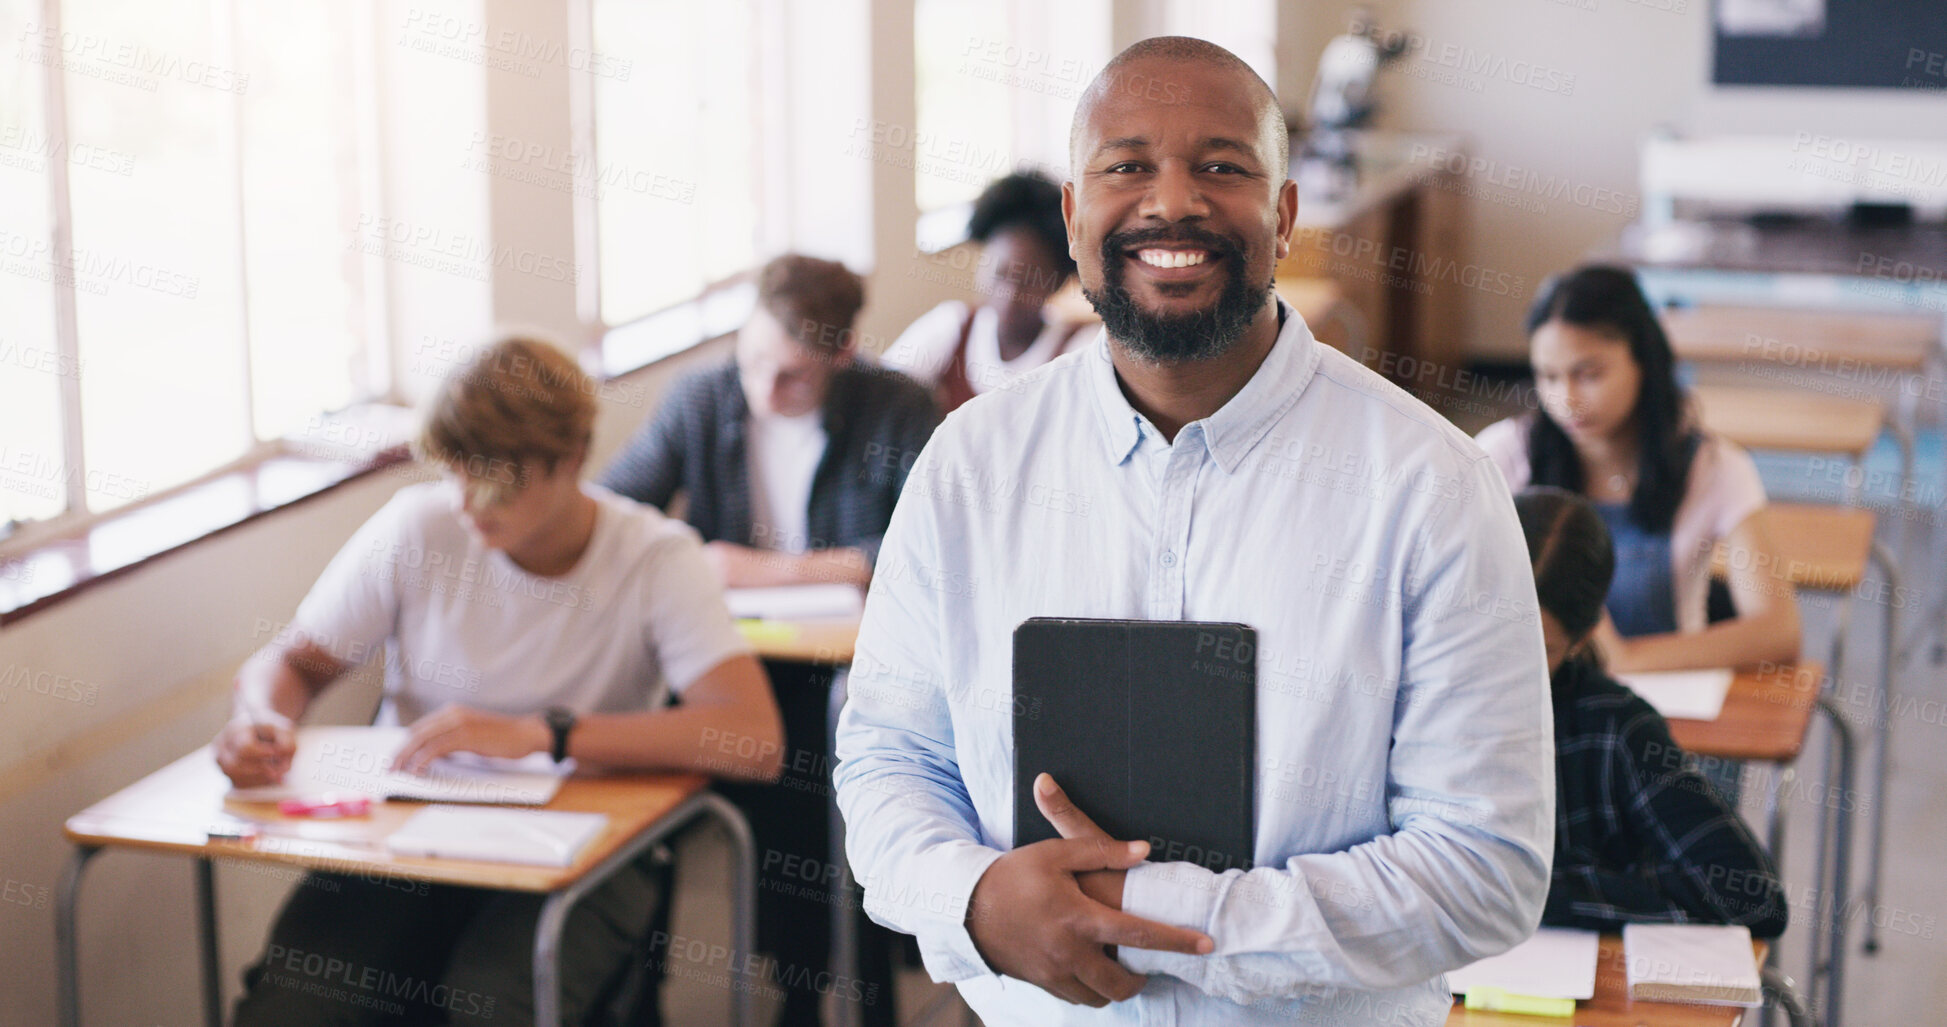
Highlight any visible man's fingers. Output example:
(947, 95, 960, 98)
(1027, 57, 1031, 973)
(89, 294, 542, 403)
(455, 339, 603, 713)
(1074, 951, 1146, 1004)
(1042, 974, 1109, 1008)
(1056, 836, 1150, 872)
(1091, 910, 1213, 955)
(1034, 773, 1109, 840)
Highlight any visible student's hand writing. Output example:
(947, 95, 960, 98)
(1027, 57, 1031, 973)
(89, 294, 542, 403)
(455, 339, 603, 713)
(393, 704, 550, 775)
(213, 714, 297, 787)
(1034, 773, 1126, 912)
(968, 813, 1211, 1006)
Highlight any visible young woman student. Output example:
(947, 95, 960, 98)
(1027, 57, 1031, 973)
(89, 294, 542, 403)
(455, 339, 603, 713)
(881, 171, 1090, 411)
(1476, 265, 1801, 675)
(213, 336, 784, 1026)
(1516, 486, 1788, 938)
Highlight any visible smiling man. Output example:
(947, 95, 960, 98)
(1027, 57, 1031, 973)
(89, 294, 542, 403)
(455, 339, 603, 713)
(834, 37, 1555, 1025)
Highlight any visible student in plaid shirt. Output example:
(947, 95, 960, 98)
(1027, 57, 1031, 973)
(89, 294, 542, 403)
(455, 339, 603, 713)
(1516, 486, 1789, 938)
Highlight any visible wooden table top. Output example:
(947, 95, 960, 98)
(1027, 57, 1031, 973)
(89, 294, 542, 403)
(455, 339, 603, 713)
(1711, 503, 1877, 590)
(1665, 305, 1938, 371)
(1666, 663, 1822, 764)
(739, 617, 860, 664)
(64, 746, 708, 892)
(1690, 384, 1884, 456)
(1448, 935, 1769, 1027)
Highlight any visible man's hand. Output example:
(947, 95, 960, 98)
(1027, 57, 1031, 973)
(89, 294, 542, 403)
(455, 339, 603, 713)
(214, 714, 296, 787)
(968, 836, 1211, 1007)
(1034, 773, 1126, 911)
(393, 704, 550, 775)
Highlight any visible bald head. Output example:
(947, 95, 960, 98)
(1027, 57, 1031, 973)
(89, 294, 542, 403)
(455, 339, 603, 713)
(1069, 37, 1287, 178)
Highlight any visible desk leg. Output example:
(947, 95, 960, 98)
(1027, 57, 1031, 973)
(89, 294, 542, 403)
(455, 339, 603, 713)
(55, 845, 100, 1027)
(530, 792, 758, 1027)
(533, 890, 570, 1027)
(1762, 965, 1817, 1027)
(1811, 697, 1856, 1027)
(702, 791, 759, 1027)
(1860, 544, 1901, 955)
(195, 858, 222, 1027)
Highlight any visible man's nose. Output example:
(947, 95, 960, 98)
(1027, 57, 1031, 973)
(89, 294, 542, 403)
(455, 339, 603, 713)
(1139, 161, 1210, 223)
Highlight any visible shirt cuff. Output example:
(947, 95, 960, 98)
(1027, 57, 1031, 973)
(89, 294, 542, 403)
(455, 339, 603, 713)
(1117, 860, 1221, 976)
(883, 843, 1006, 983)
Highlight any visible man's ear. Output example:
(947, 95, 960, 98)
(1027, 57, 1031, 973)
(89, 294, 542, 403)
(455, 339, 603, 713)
(1061, 180, 1080, 262)
(1274, 178, 1298, 263)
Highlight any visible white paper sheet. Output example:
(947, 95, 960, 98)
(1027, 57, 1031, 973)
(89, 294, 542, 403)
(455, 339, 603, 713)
(725, 584, 864, 620)
(1617, 668, 1734, 722)
(226, 725, 571, 805)
(1445, 927, 1599, 1000)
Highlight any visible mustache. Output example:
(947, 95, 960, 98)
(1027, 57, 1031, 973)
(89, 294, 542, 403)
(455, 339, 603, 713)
(1101, 225, 1244, 263)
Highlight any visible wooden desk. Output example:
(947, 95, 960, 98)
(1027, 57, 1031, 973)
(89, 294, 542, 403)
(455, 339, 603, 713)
(1690, 384, 1885, 457)
(1281, 130, 1467, 399)
(1664, 305, 1936, 371)
(1711, 503, 1877, 592)
(58, 745, 758, 1027)
(1666, 663, 1821, 764)
(738, 616, 860, 664)
(1447, 936, 1771, 1027)
(1656, 663, 1856, 1027)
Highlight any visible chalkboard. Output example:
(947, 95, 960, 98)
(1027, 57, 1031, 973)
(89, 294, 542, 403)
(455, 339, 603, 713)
(1712, 0, 1947, 90)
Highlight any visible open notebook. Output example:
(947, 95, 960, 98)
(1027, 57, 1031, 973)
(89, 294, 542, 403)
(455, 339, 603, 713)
(226, 725, 571, 806)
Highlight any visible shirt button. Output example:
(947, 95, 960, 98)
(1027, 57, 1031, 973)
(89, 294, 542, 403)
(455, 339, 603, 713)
(1162, 551, 1177, 567)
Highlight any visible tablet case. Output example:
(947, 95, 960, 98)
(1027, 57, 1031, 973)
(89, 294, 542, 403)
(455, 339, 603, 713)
(1012, 617, 1257, 873)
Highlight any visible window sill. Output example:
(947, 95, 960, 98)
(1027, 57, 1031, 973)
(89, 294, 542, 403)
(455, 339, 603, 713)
(0, 285, 746, 628)
(0, 430, 417, 627)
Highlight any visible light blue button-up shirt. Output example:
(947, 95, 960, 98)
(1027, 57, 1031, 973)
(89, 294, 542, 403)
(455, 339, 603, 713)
(835, 306, 1553, 1026)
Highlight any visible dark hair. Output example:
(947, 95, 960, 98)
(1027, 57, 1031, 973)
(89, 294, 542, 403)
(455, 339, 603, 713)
(1513, 486, 1616, 641)
(756, 254, 866, 350)
(1523, 265, 1698, 534)
(968, 172, 1076, 285)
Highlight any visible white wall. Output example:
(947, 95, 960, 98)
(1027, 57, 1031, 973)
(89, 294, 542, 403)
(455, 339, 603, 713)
(1285, 0, 1947, 362)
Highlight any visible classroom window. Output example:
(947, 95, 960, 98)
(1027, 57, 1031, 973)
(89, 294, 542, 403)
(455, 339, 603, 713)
(588, 0, 763, 330)
(2, 0, 380, 533)
(911, 0, 1109, 242)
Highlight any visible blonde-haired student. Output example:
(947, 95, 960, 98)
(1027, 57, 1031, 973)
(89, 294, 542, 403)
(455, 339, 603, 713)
(214, 335, 782, 1027)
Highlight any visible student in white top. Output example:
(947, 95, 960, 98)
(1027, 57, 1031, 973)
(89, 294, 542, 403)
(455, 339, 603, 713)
(882, 172, 1093, 412)
(213, 336, 783, 1027)
(1474, 266, 1800, 674)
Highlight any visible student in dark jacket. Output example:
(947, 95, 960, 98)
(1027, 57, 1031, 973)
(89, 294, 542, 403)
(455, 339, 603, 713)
(1515, 486, 1788, 938)
(600, 253, 939, 587)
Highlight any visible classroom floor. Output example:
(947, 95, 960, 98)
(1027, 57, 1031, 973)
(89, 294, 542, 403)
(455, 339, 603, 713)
(658, 418, 1947, 1027)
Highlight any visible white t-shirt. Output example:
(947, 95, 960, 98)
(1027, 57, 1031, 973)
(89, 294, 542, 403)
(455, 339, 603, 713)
(288, 482, 752, 726)
(745, 410, 827, 553)
(881, 301, 1091, 396)
(1474, 415, 1769, 634)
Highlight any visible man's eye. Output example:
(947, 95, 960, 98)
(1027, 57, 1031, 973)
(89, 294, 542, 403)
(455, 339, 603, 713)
(1202, 163, 1246, 174)
(1104, 162, 1145, 173)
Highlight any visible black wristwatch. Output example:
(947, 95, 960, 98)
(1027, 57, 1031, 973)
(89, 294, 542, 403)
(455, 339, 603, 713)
(543, 706, 577, 763)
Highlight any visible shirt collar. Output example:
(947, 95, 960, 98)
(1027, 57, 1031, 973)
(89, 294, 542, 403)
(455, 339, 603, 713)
(1087, 299, 1319, 472)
